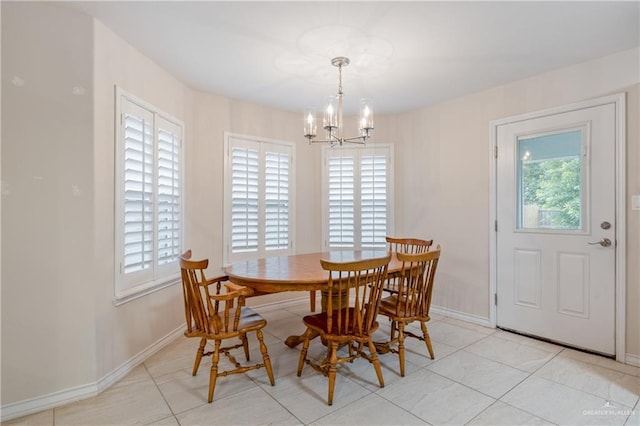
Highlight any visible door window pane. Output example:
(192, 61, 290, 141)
(517, 130, 583, 231)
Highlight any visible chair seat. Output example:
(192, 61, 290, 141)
(378, 296, 430, 321)
(303, 308, 379, 338)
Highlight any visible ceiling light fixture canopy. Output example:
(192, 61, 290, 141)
(303, 56, 374, 146)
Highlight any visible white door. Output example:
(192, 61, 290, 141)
(496, 101, 618, 355)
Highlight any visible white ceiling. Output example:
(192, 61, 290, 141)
(66, 1, 639, 114)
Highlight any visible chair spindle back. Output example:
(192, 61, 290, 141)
(179, 253, 247, 337)
(395, 246, 441, 319)
(320, 253, 391, 337)
(386, 236, 433, 255)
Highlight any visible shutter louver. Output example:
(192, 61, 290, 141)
(265, 152, 289, 250)
(328, 156, 355, 247)
(157, 126, 181, 265)
(361, 155, 387, 248)
(123, 114, 154, 273)
(231, 147, 260, 253)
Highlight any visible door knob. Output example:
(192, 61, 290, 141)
(588, 238, 612, 247)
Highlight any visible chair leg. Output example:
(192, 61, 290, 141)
(398, 322, 406, 377)
(241, 332, 250, 361)
(256, 329, 275, 386)
(367, 339, 385, 388)
(390, 320, 397, 340)
(420, 321, 435, 359)
(208, 340, 221, 403)
(348, 340, 355, 358)
(193, 338, 207, 376)
(327, 342, 338, 406)
(297, 328, 312, 376)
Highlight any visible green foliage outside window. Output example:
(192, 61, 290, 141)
(522, 157, 581, 229)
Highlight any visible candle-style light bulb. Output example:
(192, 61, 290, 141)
(304, 109, 317, 139)
(323, 96, 338, 134)
(359, 99, 374, 138)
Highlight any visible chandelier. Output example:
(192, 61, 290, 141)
(303, 57, 374, 146)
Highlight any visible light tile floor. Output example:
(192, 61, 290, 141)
(5, 300, 640, 425)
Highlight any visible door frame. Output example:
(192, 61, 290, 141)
(489, 93, 626, 362)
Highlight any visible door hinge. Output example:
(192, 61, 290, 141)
(494, 220, 498, 232)
(494, 146, 498, 159)
(494, 293, 498, 305)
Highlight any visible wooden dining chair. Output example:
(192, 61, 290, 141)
(296, 253, 391, 405)
(375, 246, 441, 377)
(179, 250, 275, 402)
(384, 236, 433, 293)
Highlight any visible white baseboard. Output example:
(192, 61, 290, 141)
(430, 304, 493, 328)
(625, 353, 640, 367)
(0, 325, 185, 423)
(0, 382, 98, 422)
(97, 325, 185, 392)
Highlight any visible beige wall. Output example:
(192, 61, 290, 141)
(1, 0, 638, 417)
(1, 2, 97, 403)
(626, 86, 640, 356)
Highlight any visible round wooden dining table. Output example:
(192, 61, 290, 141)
(224, 249, 401, 347)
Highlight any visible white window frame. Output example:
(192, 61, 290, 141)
(321, 144, 394, 250)
(114, 87, 184, 305)
(223, 132, 296, 265)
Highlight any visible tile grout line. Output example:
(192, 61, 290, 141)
(143, 361, 182, 425)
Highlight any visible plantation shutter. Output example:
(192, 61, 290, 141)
(116, 89, 184, 302)
(225, 134, 294, 263)
(231, 146, 260, 253)
(361, 155, 387, 248)
(156, 117, 182, 270)
(265, 150, 289, 251)
(122, 104, 154, 277)
(328, 155, 355, 247)
(323, 145, 392, 250)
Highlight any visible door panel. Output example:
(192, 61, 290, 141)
(496, 103, 616, 355)
(514, 249, 541, 308)
(557, 252, 589, 318)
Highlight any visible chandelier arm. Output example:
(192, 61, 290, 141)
(341, 137, 368, 145)
(308, 138, 335, 144)
(308, 136, 368, 146)
(307, 133, 341, 144)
